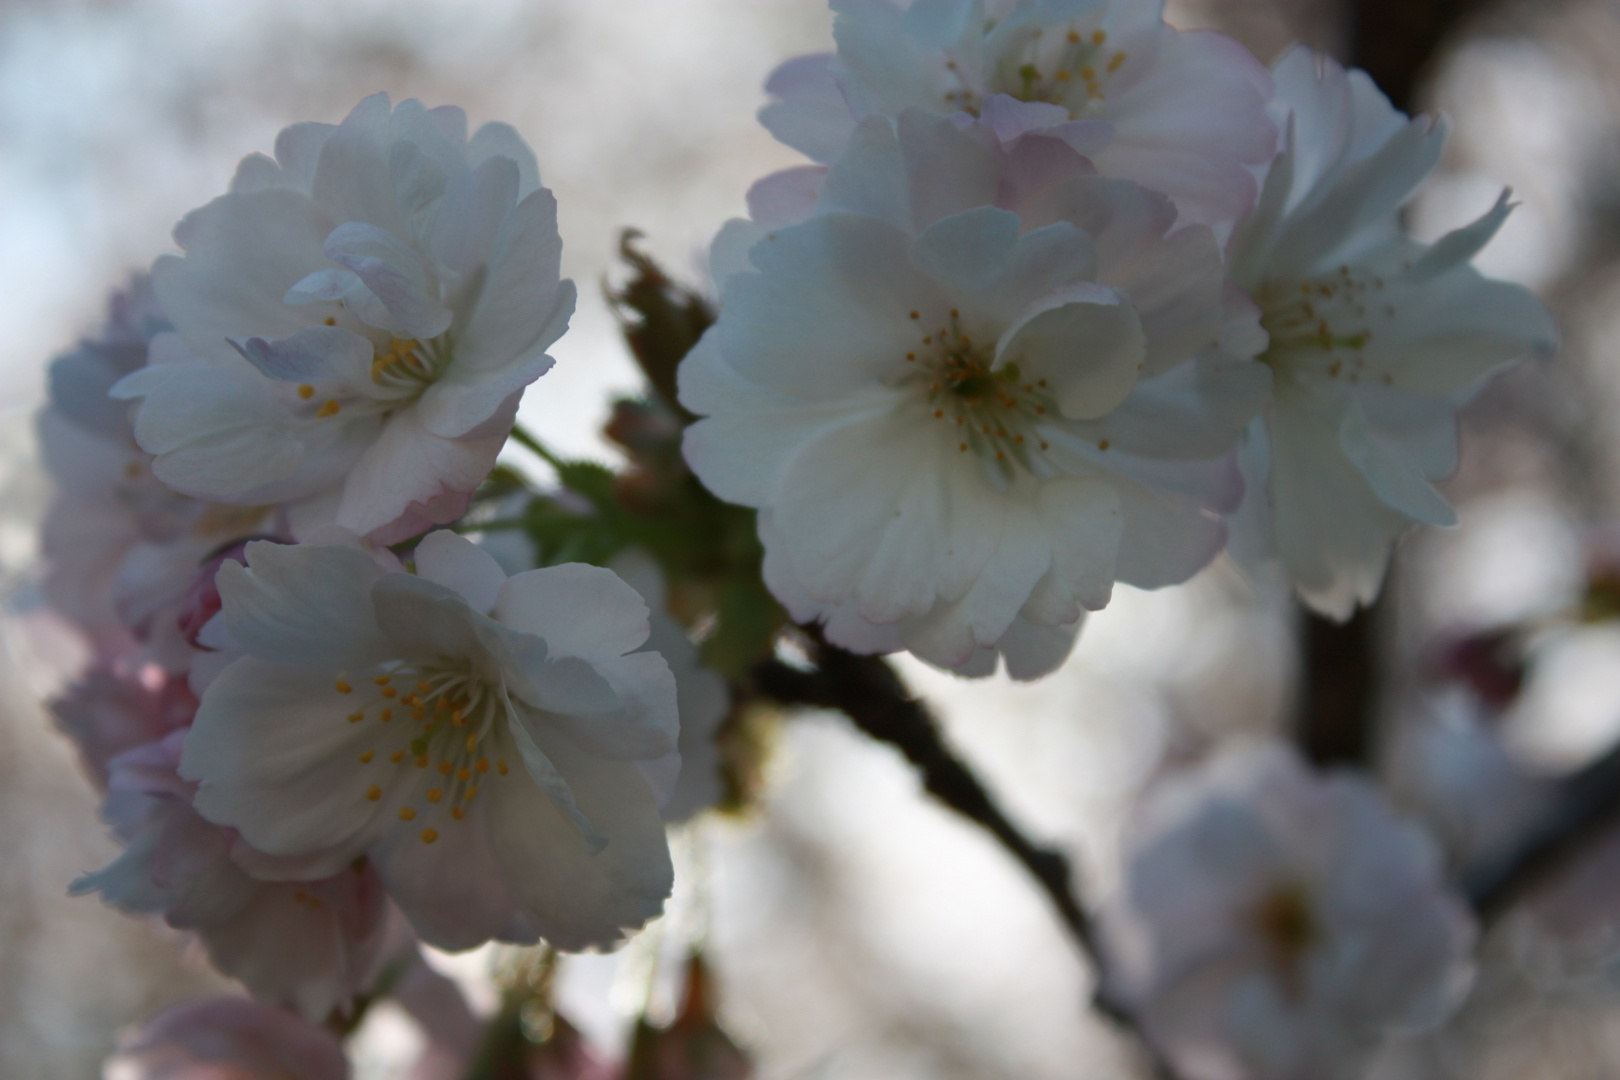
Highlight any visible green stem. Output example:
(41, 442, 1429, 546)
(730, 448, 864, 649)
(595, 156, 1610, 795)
(507, 423, 567, 471)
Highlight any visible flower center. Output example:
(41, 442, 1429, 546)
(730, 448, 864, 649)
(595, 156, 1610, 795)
(1259, 267, 1399, 389)
(943, 25, 1127, 119)
(294, 329, 454, 423)
(901, 308, 1058, 480)
(334, 662, 514, 845)
(1251, 881, 1318, 986)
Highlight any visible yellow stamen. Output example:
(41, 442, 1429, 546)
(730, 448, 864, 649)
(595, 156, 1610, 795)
(297, 384, 315, 400)
(365, 785, 382, 802)
(420, 828, 438, 844)
(399, 807, 416, 821)
(335, 679, 352, 694)
(426, 788, 443, 804)
(358, 750, 374, 764)
(314, 399, 341, 418)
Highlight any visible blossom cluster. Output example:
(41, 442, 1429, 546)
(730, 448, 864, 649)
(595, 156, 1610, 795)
(32, 1, 1561, 1077)
(684, 0, 1555, 676)
(41, 96, 724, 1037)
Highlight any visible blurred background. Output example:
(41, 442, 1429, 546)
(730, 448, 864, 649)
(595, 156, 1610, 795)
(4, 0, 1620, 1077)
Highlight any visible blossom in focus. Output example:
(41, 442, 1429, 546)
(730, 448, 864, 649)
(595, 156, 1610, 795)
(1101, 743, 1476, 1080)
(37, 277, 271, 664)
(178, 530, 677, 951)
(1223, 48, 1557, 617)
(112, 94, 576, 545)
(760, 0, 1277, 226)
(102, 996, 349, 1080)
(684, 110, 1264, 677)
(72, 732, 396, 1021)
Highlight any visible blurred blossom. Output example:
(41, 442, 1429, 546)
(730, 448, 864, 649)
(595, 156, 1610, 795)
(759, 0, 1277, 226)
(1102, 743, 1476, 1080)
(102, 996, 349, 1080)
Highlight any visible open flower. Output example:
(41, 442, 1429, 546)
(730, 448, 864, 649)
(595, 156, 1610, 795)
(684, 111, 1262, 677)
(760, 0, 1276, 226)
(1101, 744, 1476, 1080)
(178, 530, 677, 951)
(112, 94, 575, 544)
(103, 996, 350, 1080)
(1224, 48, 1557, 616)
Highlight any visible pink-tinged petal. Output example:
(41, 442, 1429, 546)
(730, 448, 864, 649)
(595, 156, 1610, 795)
(371, 797, 523, 951)
(979, 94, 1070, 142)
(496, 562, 650, 661)
(429, 155, 520, 286)
(154, 189, 336, 366)
(1090, 29, 1277, 227)
(107, 996, 350, 1080)
(335, 394, 513, 544)
(488, 726, 673, 951)
(413, 529, 506, 613)
(455, 186, 574, 373)
(180, 658, 409, 858)
(895, 109, 1006, 231)
(747, 165, 826, 228)
(998, 615, 1084, 681)
(546, 651, 679, 762)
(217, 541, 392, 669)
(759, 52, 858, 164)
(199, 865, 392, 1022)
(831, 0, 952, 121)
(678, 331, 892, 509)
(415, 355, 552, 439)
(907, 207, 1097, 329)
(230, 325, 376, 389)
(757, 512, 906, 655)
(1069, 349, 1270, 461)
(1016, 175, 1177, 274)
(1103, 223, 1226, 377)
(771, 408, 1004, 624)
(996, 281, 1145, 420)
(310, 93, 410, 239)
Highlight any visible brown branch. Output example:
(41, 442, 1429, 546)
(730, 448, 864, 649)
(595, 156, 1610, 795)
(752, 633, 1177, 1080)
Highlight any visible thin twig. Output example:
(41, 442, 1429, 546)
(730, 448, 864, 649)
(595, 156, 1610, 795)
(752, 633, 1178, 1080)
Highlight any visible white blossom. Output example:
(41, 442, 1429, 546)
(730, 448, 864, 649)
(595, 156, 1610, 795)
(1224, 49, 1557, 617)
(1102, 743, 1477, 1080)
(760, 0, 1277, 226)
(684, 110, 1264, 677)
(112, 95, 575, 545)
(177, 530, 676, 951)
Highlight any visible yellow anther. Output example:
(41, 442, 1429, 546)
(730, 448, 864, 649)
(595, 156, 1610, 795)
(358, 750, 374, 763)
(457, 767, 472, 782)
(437, 761, 452, 776)
(476, 758, 490, 774)
(365, 785, 382, 802)
(496, 760, 509, 776)
(297, 384, 315, 400)
(416, 680, 431, 693)
(1055, 69, 1071, 81)
(373, 675, 390, 686)
(1108, 51, 1126, 72)
(391, 750, 405, 764)
(325, 316, 337, 326)
(1067, 29, 1080, 42)
(347, 712, 364, 724)
(465, 735, 477, 753)
(1099, 439, 1110, 451)
(380, 709, 392, 723)
(314, 399, 341, 418)
(1092, 28, 1106, 44)
(399, 806, 416, 821)
(335, 679, 352, 694)
(293, 889, 308, 902)
(420, 828, 438, 844)
(465, 785, 479, 802)
(380, 687, 397, 699)
(1079, 66, 1094, 81)
(909, 311, 920, 320)
(415, 755, 429, 769)
(427, 788, 443, 804)
(451, 806, 465, 820)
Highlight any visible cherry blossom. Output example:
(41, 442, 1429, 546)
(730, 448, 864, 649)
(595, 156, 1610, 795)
(178, 530, 677, 951)
(760, 0, 1277, 226)
(1102, 744, 1477, 1080)
(1224, 49, 1557, 616)
(112, 95, 575, 545)
(102, 996, 349, 1080)
(683, 110, 1263, 677)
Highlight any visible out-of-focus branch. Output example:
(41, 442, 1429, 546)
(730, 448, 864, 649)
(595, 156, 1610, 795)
(1466, 739, 1620, 919)
(1294, 604, 1382, 767)
(752, 633, 1177, 1080)
(1346, 0, 1498, 112)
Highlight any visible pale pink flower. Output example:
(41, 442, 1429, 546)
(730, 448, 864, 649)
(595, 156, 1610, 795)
(103, 996, 348, 1080)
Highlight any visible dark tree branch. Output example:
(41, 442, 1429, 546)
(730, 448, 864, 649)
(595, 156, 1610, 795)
(753, 633, 1176, 1080)
(1294, 604, 1382, 768)
(1466, 738, 1620, 919)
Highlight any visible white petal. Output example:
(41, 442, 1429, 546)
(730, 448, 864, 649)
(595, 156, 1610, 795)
(496, 562, 651, 660)
(455, 187, 574, 373)
(907, 207, 1097, 329)
(413, 528, 508, 613)
(323, 221, 452, 339)
(759, 52, 858, 164)
(488, 726, 673, 951)
(218, 541, 393, 668)
(996, 281, 1145, 420)
(370, 799, 522, 951)
(230, 325, 377, 390)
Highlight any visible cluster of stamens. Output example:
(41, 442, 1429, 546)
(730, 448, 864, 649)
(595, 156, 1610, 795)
(1260, 266, 1400, 389)
(902, 308, 1060, 479)
(293, 323, 451, 422)
(943, 26, 1127, 118)
(335, 665, 513, 844)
